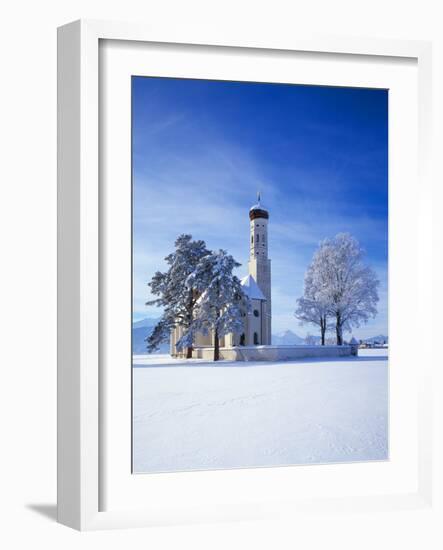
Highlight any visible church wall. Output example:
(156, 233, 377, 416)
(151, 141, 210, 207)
(195, 332, 212, 347)
(247, 298, 266, 345)
(247, 259, 271, 344)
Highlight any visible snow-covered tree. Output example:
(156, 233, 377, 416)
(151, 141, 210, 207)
(181, 250, 245, 361)
(309, 233, 380, 345)
(295, 263, 330, 345)
(145, 317, 173, 354)
(146, 234, 209, 358)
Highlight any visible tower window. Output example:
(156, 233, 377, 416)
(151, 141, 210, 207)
(251, 235, 253, 244)
(254, 332, 259, 345)
(253, 309, 259, 317)
(257, 234, 259, 242)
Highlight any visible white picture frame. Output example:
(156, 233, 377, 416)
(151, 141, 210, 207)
(57, 19, 434, 531)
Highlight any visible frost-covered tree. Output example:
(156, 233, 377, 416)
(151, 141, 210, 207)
(295, 297, 329, 345)
(295, 264, 330, 345)
(309, 233, 380, 345)
(145, 317, 173, 354)
(146, 234, 209, 358)
(181, 250, 245, 361)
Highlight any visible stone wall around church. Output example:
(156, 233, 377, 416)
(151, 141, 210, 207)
(192, 344, 358, 361)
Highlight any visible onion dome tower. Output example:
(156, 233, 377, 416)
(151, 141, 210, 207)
(248, 192, 272, 344)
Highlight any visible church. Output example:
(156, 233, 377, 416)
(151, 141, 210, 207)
(170, 195, 358, 361)
(170, 194, 272, 357)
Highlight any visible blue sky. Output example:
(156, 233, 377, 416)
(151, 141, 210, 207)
(132, 77, 388, 339)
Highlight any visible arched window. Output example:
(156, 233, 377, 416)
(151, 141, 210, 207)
(254, 332, 259, 345)
(240, 333, 245, 346)
(251, 235, 253, 244)
(257, 234, 259, 243)
(253, 309, 259, 317)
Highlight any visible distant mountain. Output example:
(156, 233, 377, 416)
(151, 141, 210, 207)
(133, 318, 158, 329)
(272, 330, 305, 345)
(132, 318, 169, 354)
(363, 335, 389, 344)
(271, 332, 389, 346)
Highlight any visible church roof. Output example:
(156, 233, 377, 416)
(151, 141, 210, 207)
(249, 191, 269, 220)
(241, 274, 266, 301)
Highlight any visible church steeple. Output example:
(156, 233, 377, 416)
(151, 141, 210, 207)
(249, 191, 269, 221)
(249, 193, 269, 260)
(248, 193, 272, 344)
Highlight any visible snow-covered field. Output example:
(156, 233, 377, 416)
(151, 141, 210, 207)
(132, 349, 388, 473)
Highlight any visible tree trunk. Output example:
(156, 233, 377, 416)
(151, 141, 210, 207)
(336, 313, 343, 345)
(186, 298, 195, 359)
(214, 328, 220, 361)
(320, 316, 326, 346)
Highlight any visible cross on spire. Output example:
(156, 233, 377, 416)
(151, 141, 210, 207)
(257, 190, 261, 205)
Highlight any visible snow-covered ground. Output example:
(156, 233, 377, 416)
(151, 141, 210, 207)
(132, 349, 388, 473)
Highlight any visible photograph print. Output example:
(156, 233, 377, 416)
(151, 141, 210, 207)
(132, 77, 388, 474)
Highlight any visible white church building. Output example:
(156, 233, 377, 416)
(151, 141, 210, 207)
(170, 194, 272, 356)
(170, 195, 357, 361)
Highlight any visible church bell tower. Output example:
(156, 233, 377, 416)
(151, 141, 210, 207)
(248, 192, 272, 344)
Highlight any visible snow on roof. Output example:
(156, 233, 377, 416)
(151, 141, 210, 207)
(241, 274, 266, 301)
(249, 202, 267, 211)
(249, 191, 268, 213)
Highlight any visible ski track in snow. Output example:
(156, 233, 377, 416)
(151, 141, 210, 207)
(132, 349, 388, 473)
